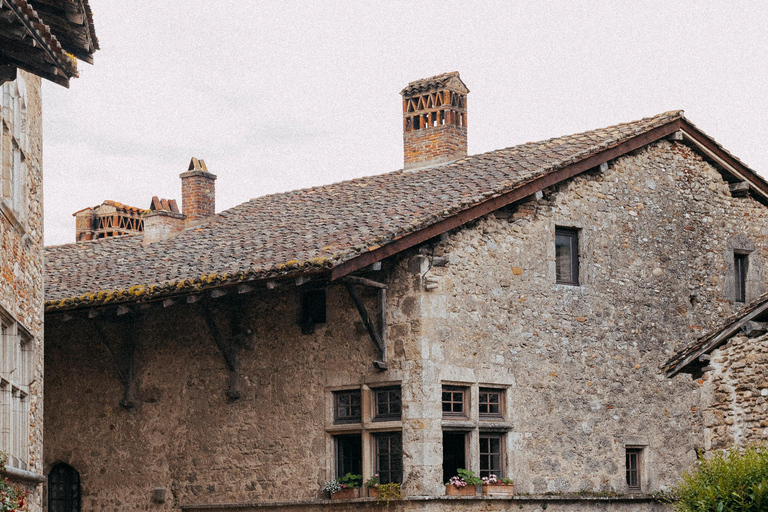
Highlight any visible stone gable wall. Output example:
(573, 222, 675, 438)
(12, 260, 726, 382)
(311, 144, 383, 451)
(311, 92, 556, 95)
(43, 139, 768, 511)
(1, 70, 44, 512)
(699, 333, 768, 450)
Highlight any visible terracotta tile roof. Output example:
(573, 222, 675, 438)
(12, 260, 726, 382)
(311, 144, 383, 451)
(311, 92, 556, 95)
(401, 71, 465, 95)
(663, 291, 768, 376)
(45, 110, 690, 311)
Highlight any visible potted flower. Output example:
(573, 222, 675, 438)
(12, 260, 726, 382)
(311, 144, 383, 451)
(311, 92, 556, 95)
(481, 474, 514, 495)
(365, 473, 380, 498)
(324, 473, 362, 499)
(445, 468, 481, 496)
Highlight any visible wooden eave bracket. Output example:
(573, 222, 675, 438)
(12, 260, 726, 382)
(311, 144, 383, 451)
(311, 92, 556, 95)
(92, 313, 140, 409)
(199, 298, 247, 400)
(342, 276, 388, 370)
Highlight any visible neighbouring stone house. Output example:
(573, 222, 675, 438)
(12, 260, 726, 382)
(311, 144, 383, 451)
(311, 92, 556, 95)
(43, 72, 768, 512)
(0, 1, 98, 511)
(665, 292, 768, 452)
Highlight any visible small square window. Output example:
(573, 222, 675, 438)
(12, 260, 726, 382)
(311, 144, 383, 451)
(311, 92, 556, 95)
(555, 227, 579, 285)
(479, 388, 503, 419)
(735, 252, 748, 303)
(373, 386, 401, 421)
(626, 448, 642, 491)
(442, 386, 467, 418)
(479, 434, 503, 479)
(334, 390, 361, 424)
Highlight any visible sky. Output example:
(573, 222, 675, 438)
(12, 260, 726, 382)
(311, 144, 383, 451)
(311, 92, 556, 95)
(42, 1, 768, 246)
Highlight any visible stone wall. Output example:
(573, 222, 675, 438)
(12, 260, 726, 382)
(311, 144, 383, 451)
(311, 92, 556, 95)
(0, 70, 44, 512)
(699, 333, 768, 450)
(43, 139, 768, 511)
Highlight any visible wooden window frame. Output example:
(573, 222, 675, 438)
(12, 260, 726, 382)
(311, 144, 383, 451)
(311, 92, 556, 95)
(479, 388, 503, 420)
(479, 433, 504, 479)
(442, 385, 468, 419)
(373, 386, 402, 422)
(735, 252, 748, 303)
(374, 431, 403, 484)
(555, 227, 579, 286)
(333, 389, 362, 424)
(626, 447, 642, 492)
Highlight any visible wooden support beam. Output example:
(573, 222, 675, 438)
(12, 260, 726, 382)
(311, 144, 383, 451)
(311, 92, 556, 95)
(730, 181, 750, 197)
(200, 301, 241, 400)
(342, 276, 387, 289)
(343, 281, 387, 370)
(92, 314, 140, 408)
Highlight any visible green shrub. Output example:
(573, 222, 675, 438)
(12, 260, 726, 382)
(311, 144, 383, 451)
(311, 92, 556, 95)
(669, 444, 768, 512)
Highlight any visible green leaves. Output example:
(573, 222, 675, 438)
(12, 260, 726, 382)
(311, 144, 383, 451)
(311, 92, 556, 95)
(670, 445, 768, 512)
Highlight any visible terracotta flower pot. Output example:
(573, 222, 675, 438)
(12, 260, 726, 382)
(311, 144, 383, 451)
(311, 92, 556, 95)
(331, 487, 360, 500)
(445, 484, 476, 496)
(367, 487, 379, 498)
(482, 483, 514, 496)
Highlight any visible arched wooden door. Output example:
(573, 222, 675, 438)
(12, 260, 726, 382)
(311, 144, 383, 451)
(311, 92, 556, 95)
(48, 463, 81, 512)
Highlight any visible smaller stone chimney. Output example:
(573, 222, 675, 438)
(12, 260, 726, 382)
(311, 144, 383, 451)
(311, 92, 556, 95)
(180, 157, 216, 221)
(143, 196, 184, 244)
(401, 72, 469, 170)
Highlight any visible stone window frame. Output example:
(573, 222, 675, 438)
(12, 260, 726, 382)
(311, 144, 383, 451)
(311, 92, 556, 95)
(725, 235, 760, 304)
(326, 383, 403, 486)
(441, 382, 513, 481)
(0, 307, 33, 470)
(0, 76, 29, 231)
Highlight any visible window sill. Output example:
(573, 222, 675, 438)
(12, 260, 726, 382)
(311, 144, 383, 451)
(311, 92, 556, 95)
(2, 465, 46, 484)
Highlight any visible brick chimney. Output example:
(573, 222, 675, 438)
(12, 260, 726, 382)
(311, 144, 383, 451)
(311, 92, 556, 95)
(180, 157, 216, 221)
(401, 72, 469, 170)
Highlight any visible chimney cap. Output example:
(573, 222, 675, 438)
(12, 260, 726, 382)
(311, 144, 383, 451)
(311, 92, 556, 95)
(400, 71, 469, 96)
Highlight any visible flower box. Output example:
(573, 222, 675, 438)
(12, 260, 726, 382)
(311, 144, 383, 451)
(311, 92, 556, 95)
(367, 487, 379, 498)
(331, 487, 360, 500)
(482, 483, 514, 496)
(445, 484, 476, 496)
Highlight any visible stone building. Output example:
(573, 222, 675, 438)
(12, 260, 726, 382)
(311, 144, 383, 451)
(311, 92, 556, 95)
(665, 292, 768, 452)
(44, 73, 768, 512)
(0, 2, 98, 511)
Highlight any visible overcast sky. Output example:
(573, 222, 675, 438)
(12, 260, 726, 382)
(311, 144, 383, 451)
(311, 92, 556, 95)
(42, 1, 768, 246)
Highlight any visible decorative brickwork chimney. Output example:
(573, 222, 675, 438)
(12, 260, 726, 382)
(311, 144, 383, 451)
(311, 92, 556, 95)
(401, 72, 469, 170)
(180, 157, 216, 221)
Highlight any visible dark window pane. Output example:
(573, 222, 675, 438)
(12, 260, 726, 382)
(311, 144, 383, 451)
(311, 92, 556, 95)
(555, 228, 579, 285)
(336, 434, 362, 477)
(375, 432, 403, 484)
(442, 387, 467, 417)
(374, 387, 402, 421)
(626, 449, 641, 490)
(479, 389, 503, 418)
(48, 463, 81, 512)
(334, 390, 362, 423)
(479, 435, 502, 478)
(735, 253, 748, 303)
